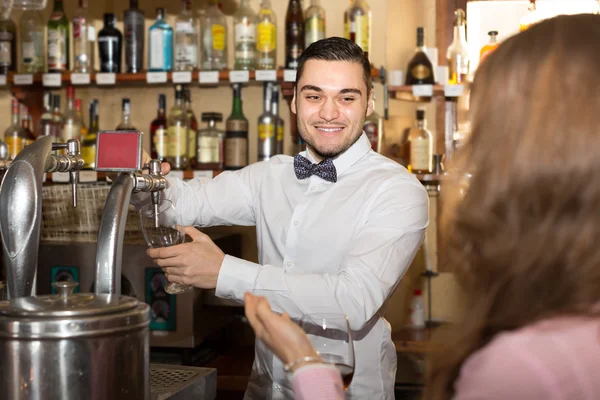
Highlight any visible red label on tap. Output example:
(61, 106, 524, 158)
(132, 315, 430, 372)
(96, 131, 143, 171)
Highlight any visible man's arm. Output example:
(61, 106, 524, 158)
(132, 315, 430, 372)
(131, 161, 268, 227)
(216, 180, 428, 331)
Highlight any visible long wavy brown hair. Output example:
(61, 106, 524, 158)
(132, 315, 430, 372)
(424, 14, 600, 400)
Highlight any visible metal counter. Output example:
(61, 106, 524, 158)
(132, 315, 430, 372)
(151, 364, 216, 400)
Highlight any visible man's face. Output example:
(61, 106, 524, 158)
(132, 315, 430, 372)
(292, 59, 374, 161)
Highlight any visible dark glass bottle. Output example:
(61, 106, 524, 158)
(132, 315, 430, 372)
(81, 99, 99, 169)
(405, 27, 435, 85)
(285, 0, 304, 69)
(124, 0, 144, 73)
(150, 94, 168, 161)
(47, 0, 70, 72)
(224, 84, 248, 170)
(98, 13, 122, 73)
(0, 12, 17, 74)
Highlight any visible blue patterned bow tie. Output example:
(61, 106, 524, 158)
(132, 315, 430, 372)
(294, 154, 338, 183)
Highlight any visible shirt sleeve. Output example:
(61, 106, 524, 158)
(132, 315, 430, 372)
(292, 364, 345, 400)
(130, 162, 268, 227)
(216, 179, 429, 331)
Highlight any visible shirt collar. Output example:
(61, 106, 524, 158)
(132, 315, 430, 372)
(302, 133, 372, 179)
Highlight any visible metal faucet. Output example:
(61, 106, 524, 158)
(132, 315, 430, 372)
(94, 130, 166, 296)
(0, 136, 84, 299)
(0, 140, 10, 173)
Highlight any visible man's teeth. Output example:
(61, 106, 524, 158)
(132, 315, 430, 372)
(316, 127, 344, 132)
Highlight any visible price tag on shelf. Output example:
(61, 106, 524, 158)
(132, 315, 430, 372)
(51, 172, 70, 183)
(444, 84, 464, 97)
(255, 70, 277, 82)
(79, 170, 98, 183)
(43, 73, 62, 87)
(199, 71, 219, 84)
(169, 170, 184, 180)
(96, 73, 116, 85)
(0, 75, 6, 85)
(284, 69, 297, 82)
(14, 74, 33, 85)
(146, 71, 167, 84)
(412, 84, 433, 97)
(193, 170, 214, 179)
(229, 70, 250, 83)
(71, 73, 91, 85)
(172, 71, 192, 83)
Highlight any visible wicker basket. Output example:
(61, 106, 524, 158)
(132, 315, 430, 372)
(41, 183, 145, 245)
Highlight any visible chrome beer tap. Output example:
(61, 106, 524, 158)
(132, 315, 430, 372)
(0, 140, 10, 173)
(0, 136, 84, 299)
(94, 131, 166, 296)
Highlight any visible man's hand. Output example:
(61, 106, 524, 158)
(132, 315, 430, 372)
(244, 293, 320, 370)
(147, 226, 225, 289)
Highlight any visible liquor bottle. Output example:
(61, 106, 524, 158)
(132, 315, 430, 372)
(150, 94, 168, 161)
(19, 9, 45, 73)
(225, 84, 249, 170)
(520, 0, 538, 32)
(258, 82, 276, 161)
(184, 88, 199, 166)
(196, 112, 224, 170)
(98, 13, 122, 73)
(53, 94, 63, 140)
(47, 0, 70, 72)
(87, 22, 96, 72)
(200, 0, 228, 71)
(409, 109, 433, 174)
(405, 27, 435, 85)
(285, 0, 304, 69)
(363, 85, 383, 152)
(479, 31, 499, 63)
(81, 99, 98, 169)
(76, 98, 87, 139)
(4, 98, 26, 159)
(166, 85, 188, 170)
(116, 98, 137, 130)
(37, 92, 57, 139)
(62, 86, 82, 142)
(175, 0, 198, 71)
(272, 84, 284, 155)
(148, 8, 173, 72)
(20, 105, 36, 146)
(0, 10, 17, 74)
(72, 0, 90, 73)
(304, 0, 325, 47)
(233, 0, 257, 70)
(124, 0, 145, 73)
(344, 0, 371, 58)
(447, 9, 469, 84)
(256, 0, 277, 70)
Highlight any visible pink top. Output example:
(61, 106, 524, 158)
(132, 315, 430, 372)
(454, 316, 600, 400)
(292, 363, 345, 400)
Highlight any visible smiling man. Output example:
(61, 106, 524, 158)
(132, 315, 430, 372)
(138, 37, 428, 400)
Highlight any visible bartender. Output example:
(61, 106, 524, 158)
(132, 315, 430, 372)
(136, 37, 428, 399)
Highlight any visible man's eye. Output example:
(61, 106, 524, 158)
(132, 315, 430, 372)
(306, 95, 320, 100)
(341, 97, 355, 102)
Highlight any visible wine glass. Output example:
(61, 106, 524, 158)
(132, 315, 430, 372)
(139, 200, 191, 295)
(299, 313, 355, 391)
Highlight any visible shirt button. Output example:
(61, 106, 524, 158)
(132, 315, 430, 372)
(293, 221, 299, 226)
(310, 187, 316, 191)
(286, 261, 292, 267)
(274, 384, 281, 391)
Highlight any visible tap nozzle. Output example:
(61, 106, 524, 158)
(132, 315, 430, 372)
(133, 159, 167, 228)
(49, 140, 85, 207)
(0, 140, 10, 172)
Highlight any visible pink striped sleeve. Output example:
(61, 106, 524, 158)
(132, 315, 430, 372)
(292, 363, 345, 400)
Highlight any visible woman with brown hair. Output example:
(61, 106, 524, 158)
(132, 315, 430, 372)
(425, 13, 600, 400)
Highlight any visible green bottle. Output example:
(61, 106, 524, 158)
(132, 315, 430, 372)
(224, 84, 249, 170)
(82, 100, 99, 169)
(47, 0, 70, 72)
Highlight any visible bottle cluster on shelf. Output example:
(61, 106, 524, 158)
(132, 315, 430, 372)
(0, 0, 373, 76)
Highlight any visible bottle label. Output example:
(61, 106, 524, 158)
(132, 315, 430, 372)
(187, 128, 196, 159)
(153, 127, 167, 160)
(224, 137, 247, 167)
(355, 15, 369, 52)
(0, 41, 11, 66)
(410, 139, 431, 171)
(211, 24, 226, 51)
(50, 11, 64, 22)
(276, 124, 283, 141)
(411, 65, 432, 80)
(305, 16, 325, 46)
(48, 29, 67, 69)
(62, 123, 81, 141)
(81, 143, 96, 169)
(257, 22, 276, 52)
(167, 125, 187, 157)
(150, 29, 164, 69)
(72, 17, 85, 39)
(197, 136, 220, 163)
(5, 136, 23, 159)
(175, 36, 197, 67)
(176, 21, 194, 34)
(235, 22, 256, 44)
(258, 123, 275, 140)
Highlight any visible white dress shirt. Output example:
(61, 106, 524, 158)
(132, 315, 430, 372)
(139, 133, 428, 399)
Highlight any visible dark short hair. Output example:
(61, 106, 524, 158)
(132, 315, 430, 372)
(295, 37, 372, 95)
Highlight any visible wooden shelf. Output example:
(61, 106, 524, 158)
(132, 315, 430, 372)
(388, 85, 446, 102)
